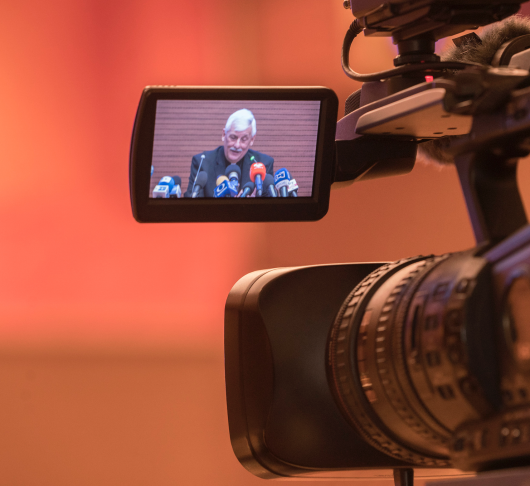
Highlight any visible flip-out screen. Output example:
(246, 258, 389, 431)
(130, 87, 337, 222)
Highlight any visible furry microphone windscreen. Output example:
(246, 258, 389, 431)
(417, 15, 530, 165)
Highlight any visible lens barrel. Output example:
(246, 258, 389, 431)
(328, 251, 499, 467)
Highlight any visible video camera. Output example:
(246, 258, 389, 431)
(130, 0, 530, 484)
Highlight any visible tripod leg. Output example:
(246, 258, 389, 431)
(394, 468, 414, 486)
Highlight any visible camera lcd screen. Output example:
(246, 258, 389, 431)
(130, 87, 338, 222)
(150, 99, 319, 198)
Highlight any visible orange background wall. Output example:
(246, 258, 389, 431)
(1, 2, 530, 485)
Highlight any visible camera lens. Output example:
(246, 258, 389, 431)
(327, 251, 500, 467)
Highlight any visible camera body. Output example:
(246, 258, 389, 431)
(129, 0, 530, 481)
(223, 0, 530, 480)
(225, 224, 530, 479)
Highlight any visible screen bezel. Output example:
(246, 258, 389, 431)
(130, 86, 338, 222)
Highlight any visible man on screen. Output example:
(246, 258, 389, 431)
(183, 109, 274, 197)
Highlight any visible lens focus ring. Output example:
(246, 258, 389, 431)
(328, 256, 450, 466)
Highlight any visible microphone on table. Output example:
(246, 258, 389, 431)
(216, 175, 238, 197)
(152, 175, 175, 198)
(288, 178, 299, 197)
(169, 175, 182, 198)
(263, 174, 278, 198)
(274, 168, 290, 198)
(190, 154, 206, 193)
(250, 161, 267, 197)
(238, 181, 255, 198)
(225, 164, 241, 192)
(214, 176, 232, 198)
(191, 171, 208, 198)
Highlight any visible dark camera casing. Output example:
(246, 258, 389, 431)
(224, 263, 468, 480)
(130, 86, 338, 222)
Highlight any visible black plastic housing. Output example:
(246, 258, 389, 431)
(349, 0, 525, 41)
(130, 86, 338, 222)
(224, 263, 468, 480)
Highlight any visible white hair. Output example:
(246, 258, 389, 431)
(225, 109, 256, 137)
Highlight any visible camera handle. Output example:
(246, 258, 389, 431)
(455, 147, 528, 247)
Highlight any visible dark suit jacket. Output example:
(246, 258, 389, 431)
(183, 146, 274, 197)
